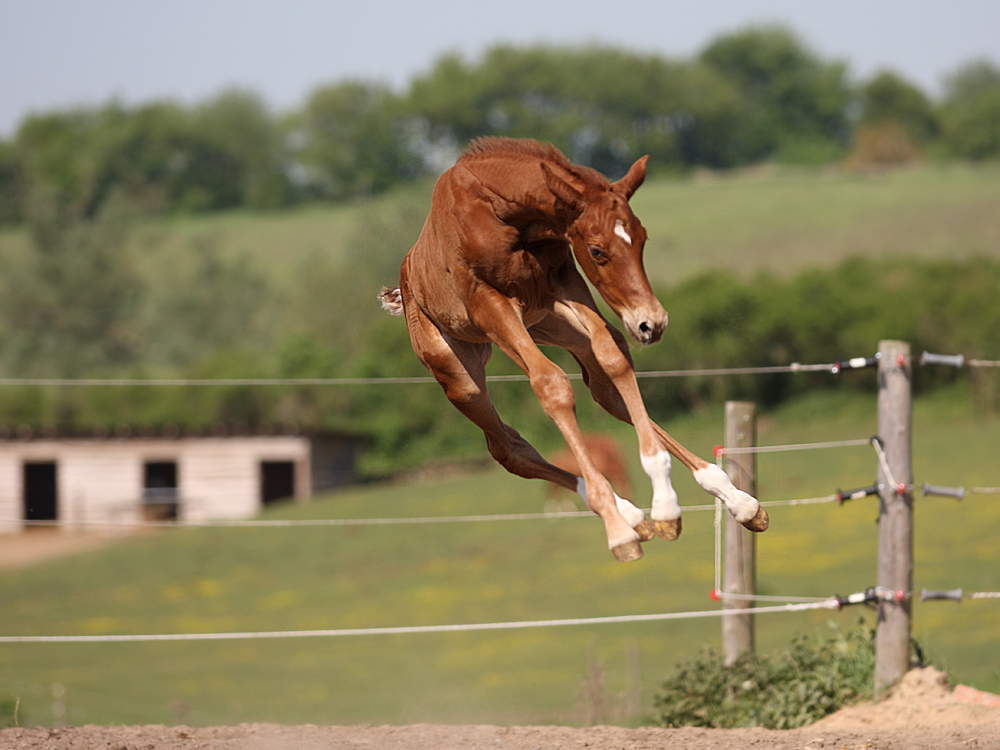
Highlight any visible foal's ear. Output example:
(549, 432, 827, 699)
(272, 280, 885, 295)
(540, 162, 584, 216)
(613, 155, 649, 199)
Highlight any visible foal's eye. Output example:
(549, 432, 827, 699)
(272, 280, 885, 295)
(588, 245, 607, 263)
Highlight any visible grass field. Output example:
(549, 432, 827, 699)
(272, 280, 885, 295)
(1, 385, 997, 728)
(632, 162, 1000, 285)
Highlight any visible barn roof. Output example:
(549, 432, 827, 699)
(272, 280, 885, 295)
(0, 422, 362, 442)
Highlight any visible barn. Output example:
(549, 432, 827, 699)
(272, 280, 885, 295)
(0, 425, 360, 533)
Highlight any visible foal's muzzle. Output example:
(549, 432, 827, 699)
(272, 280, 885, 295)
(624, 306, 668, 345)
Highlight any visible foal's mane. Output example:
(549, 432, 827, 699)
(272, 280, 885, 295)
(461, 137, 611, 189)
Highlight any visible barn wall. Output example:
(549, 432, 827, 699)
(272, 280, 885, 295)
(0, 434, 334, 531)
(180, 437, 310, 521)
(0, 441, 141, 529)
(311, 435, 359, 490)
(61, 445, 143, 525)
(0, 454, 22, 533)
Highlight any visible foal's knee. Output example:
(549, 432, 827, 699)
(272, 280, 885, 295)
(529, 366, 575, 417)
(591, 333, 634, 383)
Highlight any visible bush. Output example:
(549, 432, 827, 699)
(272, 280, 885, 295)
(0, 695, 18, 728)
(651, 622, 875, 729)
(634, 256, 1000, 421)
(846, 121, 922, 169)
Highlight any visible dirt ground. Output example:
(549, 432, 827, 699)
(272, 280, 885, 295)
(2, 668, 999, 750)
(3, 537, 999, 749)
(0, 530, 143, 570)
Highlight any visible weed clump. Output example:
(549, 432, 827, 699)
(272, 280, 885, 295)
(651, 622, 876, 729)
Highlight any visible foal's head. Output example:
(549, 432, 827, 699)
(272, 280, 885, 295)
(542, 156, 668, 345)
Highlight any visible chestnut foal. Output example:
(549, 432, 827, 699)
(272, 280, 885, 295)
(380, 138, 767, 561)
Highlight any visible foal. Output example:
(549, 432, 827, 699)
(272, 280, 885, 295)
(380, 138, 767, 561)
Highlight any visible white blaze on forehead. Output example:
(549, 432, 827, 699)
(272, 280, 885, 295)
(614, 220, 632, 246)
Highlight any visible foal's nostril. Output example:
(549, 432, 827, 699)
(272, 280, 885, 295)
(627, 311, 666, 344)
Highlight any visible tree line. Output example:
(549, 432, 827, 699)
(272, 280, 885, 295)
(2, 26, 1000, 224)
(2, 253, 997, 475)
(1, 26, 999, 476)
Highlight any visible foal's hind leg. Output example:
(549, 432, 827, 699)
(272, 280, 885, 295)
(405, 307, 649, 559)
(407, 317, 570, 487)
(401, 295, 648, 560)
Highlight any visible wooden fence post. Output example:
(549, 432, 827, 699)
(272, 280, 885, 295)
(723, 401, 756, 664)
(875, 340, 914, 695)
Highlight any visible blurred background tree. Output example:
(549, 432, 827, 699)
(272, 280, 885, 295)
(698, 26, 852, 164)
(1, 25, 999, 467)
(940, 59, 1000, 160)
(2, 24, 999, 225)
(0, 188, 142, 377)
(290, 80, 421, 200)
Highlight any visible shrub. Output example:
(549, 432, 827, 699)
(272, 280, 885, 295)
(0, 695, 18, 728)
(846, 121, 921, 169)
(651, 622, 876, 729)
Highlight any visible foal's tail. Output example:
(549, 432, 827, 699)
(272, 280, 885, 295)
(378, 286, 404, 316)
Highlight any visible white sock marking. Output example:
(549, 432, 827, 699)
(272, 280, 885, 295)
(576, 477, 646, 530)
(615, 494, 646, 529)
(642, 451, 681, 522)
(693, 464, 759, 523)
(614, 220, 632, 246)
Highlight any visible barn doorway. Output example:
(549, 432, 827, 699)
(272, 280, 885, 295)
(23, 461, 58, 525)
(144, 461, 179, 521)
(261, 461, 295, 505)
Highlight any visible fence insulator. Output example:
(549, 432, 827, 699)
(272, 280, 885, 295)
(832, 356, 878, 374)
(837, 483, 879, 504)
(835, 587, 905, 609)
(920, 351, 965, 368)
(835, 591, 873, 608)
(835, 589, 883, 608)
(920, 588, 963, 602)
(921, 483, 965, 500)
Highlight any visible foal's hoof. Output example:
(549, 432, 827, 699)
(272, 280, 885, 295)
(652, 517, 682, 541)
(612, 539, 644, 562)
(633, 517, 656, 542)
(741, 506, 769, 532)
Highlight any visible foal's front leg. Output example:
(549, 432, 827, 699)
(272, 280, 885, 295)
(648, 423, 769, 533)
(574, 322, 689, 538)
(537, 305, 685, 539)
(550, 300, 769, 537)
(469, 293, 648, 561)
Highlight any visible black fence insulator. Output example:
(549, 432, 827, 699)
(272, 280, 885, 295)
(921, 483, 965, 500)
(920, 588, 963, 602)
(835, 588, 878, 609)
(835, 586, 904, 609)
(920, 352, 965, 368)
(836, 591, 871, 608)
(832, 356, 879, 374)
(837, 483, 879, 504)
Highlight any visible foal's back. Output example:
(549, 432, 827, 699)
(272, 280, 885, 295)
(401, 139, 590, 335)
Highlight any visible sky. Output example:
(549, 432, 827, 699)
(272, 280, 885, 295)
(2, 0, 999, 137)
